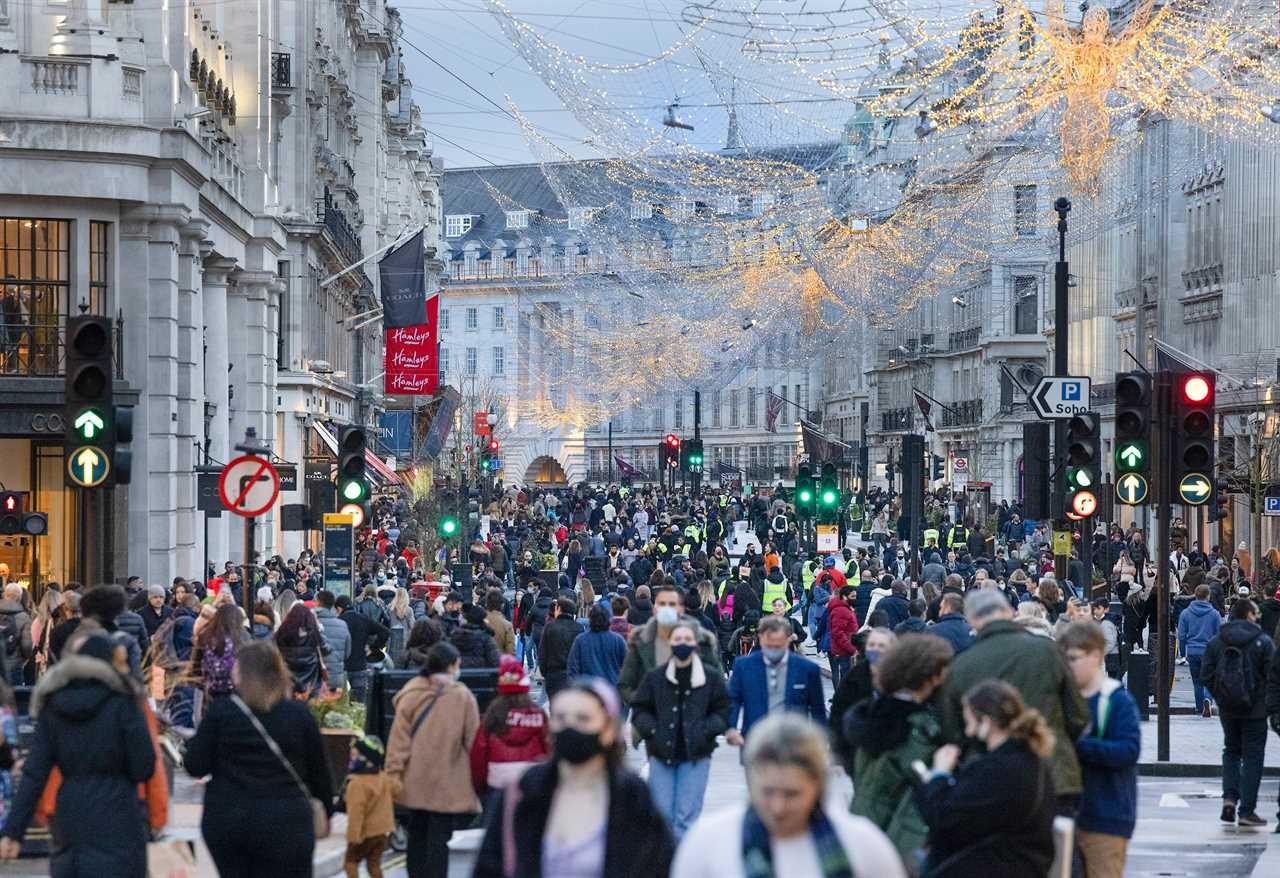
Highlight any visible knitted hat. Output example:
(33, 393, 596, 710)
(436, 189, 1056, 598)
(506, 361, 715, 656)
(497, 655, 530, 694)
(354, 733, 385, 768)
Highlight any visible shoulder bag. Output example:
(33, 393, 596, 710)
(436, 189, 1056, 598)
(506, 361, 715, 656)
(231, 695, 330, 839)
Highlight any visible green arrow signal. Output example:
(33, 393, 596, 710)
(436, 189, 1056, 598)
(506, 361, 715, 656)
(74, 409, 105, 439)
(1118, 444, 1144, 468)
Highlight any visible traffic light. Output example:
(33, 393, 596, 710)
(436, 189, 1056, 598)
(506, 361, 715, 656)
(1022, 422, 1050, 519)
(682, 438, 704, 473)
(663, 433, 681, 470)
(1209, 477, 1230, 523)
(1065, 412, 1100, 517)
(481, 437, 502, 472)
(900, 435, 924, 548)
(438, 514, 459, 538)
(336, 425, 370, 509)
(0, 492, 47, 536)
(1113, 371, 1151, 506)
(64, 315, 114, 488)
(1172, 372, 1214, 505)
(795, 463, 815, 518)
(931, 455, 944, 481)
(818, 462, 840, 520)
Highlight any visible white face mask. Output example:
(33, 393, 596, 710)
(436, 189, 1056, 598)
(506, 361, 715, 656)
(655, 606, 679, 626)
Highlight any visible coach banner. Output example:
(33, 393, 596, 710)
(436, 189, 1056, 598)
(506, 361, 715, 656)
(384, 295, 439, 395)
(379, 230, 427, 328)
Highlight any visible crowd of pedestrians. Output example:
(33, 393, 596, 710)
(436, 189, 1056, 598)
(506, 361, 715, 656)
(2, 479, 1280, 878)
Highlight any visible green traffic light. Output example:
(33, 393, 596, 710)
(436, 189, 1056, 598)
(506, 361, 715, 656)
(339, 478, 367, 502)
(1115, 441, 1147, 471)
(821, 489, 838, 506)
(73, 407, 106, 441)
(439, 517, 459, 537)
(798, 488, 813, 503)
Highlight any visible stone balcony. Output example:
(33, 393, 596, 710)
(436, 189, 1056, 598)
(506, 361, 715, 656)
(0, 55, 146, 124)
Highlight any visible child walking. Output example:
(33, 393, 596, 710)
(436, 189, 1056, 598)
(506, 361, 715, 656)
(343, 734, 397, 878)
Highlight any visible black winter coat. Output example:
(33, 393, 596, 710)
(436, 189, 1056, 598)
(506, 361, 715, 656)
(340, 609, 389, 672)
(539, 616, 582, 676)
(917, 739, 1056, 878)
(473, 761, 674, 878)
(451, 622, 502, 668)
(630, 658, 730, 765)
(2, 655, 156, 878)
(525, 591, 556, 639)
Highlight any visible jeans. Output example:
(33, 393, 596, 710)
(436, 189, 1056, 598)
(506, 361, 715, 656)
(405, 809, 461, 878)
(348, 669, 369, 706)
(648, 758, 712, 840)
(830, 655, 851, 691)
(1187, 654, 1211, 713)
(1221, 716, 1268, 814)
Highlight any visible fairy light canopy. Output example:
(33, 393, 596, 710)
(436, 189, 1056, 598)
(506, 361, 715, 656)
(467, 0, 1280, 422)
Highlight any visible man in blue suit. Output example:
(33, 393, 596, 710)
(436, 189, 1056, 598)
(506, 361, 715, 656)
(725, 616, 827, 747)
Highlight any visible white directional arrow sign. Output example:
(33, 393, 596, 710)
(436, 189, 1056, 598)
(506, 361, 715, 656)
(74, 409, 104, 439)
(66, 445, 109, 488)
(1178, 474, 1211, 505)
(1029, 376, 1091, 419)
(1116, 473, 1149, 506)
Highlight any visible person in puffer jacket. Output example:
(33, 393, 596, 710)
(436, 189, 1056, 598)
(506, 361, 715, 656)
(468, 656, 550, 801)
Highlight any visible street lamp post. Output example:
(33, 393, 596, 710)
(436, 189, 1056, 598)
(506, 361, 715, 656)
(1052, 197, 1072, 584)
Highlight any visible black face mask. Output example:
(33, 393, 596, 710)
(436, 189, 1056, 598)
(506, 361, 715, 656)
(554, 727, 605, 764)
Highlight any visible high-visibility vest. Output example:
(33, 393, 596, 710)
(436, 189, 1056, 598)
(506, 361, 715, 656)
(923, 527, 940, 547)
(763, 575, 791, 609)
(684, 523, 701, 543)
(801, 564, 817, 594)
(948, 526, 968, 548)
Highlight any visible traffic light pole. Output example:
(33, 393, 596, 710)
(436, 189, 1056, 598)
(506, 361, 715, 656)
(692, 391, 702, 496)
(1155, 371, 1172, 762)
(1053, 198, 1072, 583)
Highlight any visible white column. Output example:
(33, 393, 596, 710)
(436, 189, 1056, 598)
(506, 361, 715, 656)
(228, 269, 276, 561)
(174, 220, 209, 575)
(121, 205, 188, 584)
(201, 257, 237, 570)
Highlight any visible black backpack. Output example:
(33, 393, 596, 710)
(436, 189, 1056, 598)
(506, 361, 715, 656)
(1212, 637, 1261, 714)
(0, 613, 19, 660)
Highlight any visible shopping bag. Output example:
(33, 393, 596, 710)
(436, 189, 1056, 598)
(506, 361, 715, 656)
(147, 838, 198, 878)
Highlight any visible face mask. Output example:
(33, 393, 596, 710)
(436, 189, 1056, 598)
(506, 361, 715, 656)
(655, 606, 679, 626)
(865, 648, 882, 665)
(761, 646, 787, 664)
(671, 643, 696, 661)
(376, 573, 387, 583)
(554, 727, 605, 764)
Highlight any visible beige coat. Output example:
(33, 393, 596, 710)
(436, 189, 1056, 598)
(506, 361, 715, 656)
(486, 609, 517, 657)
(385, 674, 481, 814)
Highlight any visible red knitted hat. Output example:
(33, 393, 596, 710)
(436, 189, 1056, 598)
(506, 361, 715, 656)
(497, 655, 530, 694)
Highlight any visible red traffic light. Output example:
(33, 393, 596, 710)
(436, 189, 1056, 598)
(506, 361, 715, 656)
(665, 433, 680, 449)
(1, 493, 17, 514)
(487, 437, 500, 453)
(1182, 374, 1211, 404)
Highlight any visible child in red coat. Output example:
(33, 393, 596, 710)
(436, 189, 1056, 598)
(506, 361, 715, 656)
(469, 656, 550, 798)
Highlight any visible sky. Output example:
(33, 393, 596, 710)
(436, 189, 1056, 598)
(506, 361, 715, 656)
(395, 0, 690, 169)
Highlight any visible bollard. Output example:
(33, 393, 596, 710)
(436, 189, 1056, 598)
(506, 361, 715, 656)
(1127, 650, 1150, 721)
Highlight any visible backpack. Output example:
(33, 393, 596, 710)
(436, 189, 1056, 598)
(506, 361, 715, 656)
(1211, 637, 1260, 714)
(201, 640, 237, 695)
(0, 613, 19, 660)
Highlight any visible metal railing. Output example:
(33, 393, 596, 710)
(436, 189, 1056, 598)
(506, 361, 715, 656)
(940, 398, 983, 428)
(0, 317, 125, 379)
(317, 192, 362, 265)
(271, 52, 292, 89)
(881, 407, 912, 432)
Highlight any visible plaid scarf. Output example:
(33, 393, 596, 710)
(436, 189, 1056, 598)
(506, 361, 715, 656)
(741, 805, 855, 878)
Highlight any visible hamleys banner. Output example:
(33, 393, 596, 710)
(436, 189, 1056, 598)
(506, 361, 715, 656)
(384, 294, 439, 395)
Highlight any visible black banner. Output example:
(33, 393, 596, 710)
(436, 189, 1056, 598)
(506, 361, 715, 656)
(379, 230, 427, 328)
(197, 473, 223, 517)
(277, 465, 297, 492)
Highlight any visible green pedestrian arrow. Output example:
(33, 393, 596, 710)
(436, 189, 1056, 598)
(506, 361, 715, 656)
(1118, 443, 1144, 468)
(74, 409, 105, 440)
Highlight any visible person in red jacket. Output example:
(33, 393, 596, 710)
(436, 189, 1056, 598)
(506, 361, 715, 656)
(816, 553, 848, 591)
(469, 656, 551, 801)
(827, 585, 861, 689)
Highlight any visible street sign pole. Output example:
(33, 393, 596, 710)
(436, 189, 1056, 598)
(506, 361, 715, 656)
(1155, 371, 1172, 762)
(1053, 198, 1072, 583)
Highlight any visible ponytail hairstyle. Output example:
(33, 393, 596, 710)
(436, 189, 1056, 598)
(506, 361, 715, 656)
(962, 679, 1055, 759)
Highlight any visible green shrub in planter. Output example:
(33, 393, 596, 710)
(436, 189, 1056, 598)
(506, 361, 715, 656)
(308, 691, 367, 731)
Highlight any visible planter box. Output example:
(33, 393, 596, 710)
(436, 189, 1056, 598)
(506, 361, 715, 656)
(320, 728, 359, 795)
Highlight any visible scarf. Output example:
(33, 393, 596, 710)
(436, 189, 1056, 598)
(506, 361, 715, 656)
(741, 804, 854, 878)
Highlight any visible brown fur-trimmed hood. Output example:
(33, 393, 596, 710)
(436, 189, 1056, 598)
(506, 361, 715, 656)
(31, 654, 136, 720)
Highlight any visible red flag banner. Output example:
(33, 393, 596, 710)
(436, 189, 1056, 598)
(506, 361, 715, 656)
(765, 390, 784, 433)
(384, 295, 439, 395)
(913, 389, 935, 432)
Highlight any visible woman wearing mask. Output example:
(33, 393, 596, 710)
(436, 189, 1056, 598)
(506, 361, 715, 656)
(916, 680, 1056, 877)
(473, 679, 674, 878)
(828, 627, 896, 770)
(385, 642, 480, 878)
(185, 640, 334, 878)
(629, 621, 731, 839)
(846, 634, 953, 869)
(672, 713, 904, 878)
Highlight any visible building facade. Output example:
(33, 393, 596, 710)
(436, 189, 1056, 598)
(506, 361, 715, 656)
(440, 161, 816, 487)
(0, 0, 438, 585)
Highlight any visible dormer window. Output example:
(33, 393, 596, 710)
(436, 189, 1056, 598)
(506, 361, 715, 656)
(567, 206, 597, 230)
(445, 214, 474, 238)
(505, 210, 530, 230)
